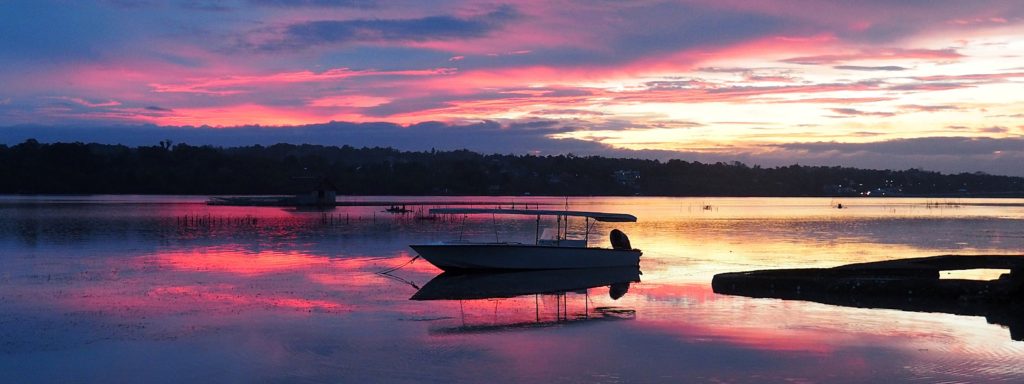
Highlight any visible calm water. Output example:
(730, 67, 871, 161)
(1, 196, 1023, 383)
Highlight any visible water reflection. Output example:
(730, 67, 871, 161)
(3, 196, 1024, 382)
(412, 267, 641, 300)
(411, 268, 640, 333)
(714, 276, 1024, 341)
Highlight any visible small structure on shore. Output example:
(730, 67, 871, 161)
(293, 177, 338, 207)
(207, 176, 338, 207)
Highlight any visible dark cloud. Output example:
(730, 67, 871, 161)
(979, 126, 1008, 133)
(100, 0, 155, 8)
(259, 6, 517, 50)
(449, 3, 791, 72)
(360, 86, 592, 118)
(531, 109, 606, 117)
(834, 65, 908, 71)
(644, 80, 702, 90)
(698, 80, 883, 98)
(697, 67, 756, 73)
(609, 3, 785, 57)
(900, 104, 958, 112)
(689, 67, 796, 82)
(828, 108, 895, 117)
(887, 82, 967, 91)
(505, 120, 574, 133)
(248, 0, 375, 7)
(145, 106, 173, 111)
(744, 74, 796, 82)
(178, 0, 233, 11)
(777, 136, 1024, 156)
(782, 49, 962, 65)
(0, 120, 600, 156)
(0, 120, 691, 164)
(359, 95, 460, 117)
(713, 121, 771, 126)
(759, 136, 1024, 176)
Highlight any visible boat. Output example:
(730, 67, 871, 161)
(383, 205, 413, 213)
(409, 208, 641, 271)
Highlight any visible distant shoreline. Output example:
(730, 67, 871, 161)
(3, 140, 1022, 197)
(2, 193, 1023, 199)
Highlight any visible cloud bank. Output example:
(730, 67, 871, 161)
(1, 1, 1023, 176)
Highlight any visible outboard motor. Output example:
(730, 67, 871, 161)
(610, 229, 632, 250)
(608, 282, 630, 300)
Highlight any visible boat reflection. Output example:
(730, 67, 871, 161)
(411, 267, 641, 333)
(412, 267, 641, 300)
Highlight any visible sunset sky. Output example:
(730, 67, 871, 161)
(2, 1, 1023, 175)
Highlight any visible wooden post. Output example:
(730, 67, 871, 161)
(585, 217, 589, 243)
(535, 215, 540, 245)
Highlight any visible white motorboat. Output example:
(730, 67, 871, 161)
(409, 208, 641, 271)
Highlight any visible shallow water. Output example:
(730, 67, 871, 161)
(1, 196, 1023, 383)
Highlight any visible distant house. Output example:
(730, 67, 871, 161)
(293, 177, 338, 206)
(822, 184, 859, 196)
(613, 170, 640, 187)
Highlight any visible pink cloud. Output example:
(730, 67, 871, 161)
(4, 0, 1021, 151)
(150, 67, 456, 95)
(913, 72, 1024, 82)
(950, 16, 1015, 25)
(150, 103, 364, 126)
(404, 33, 840, 96)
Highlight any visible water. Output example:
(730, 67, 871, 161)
(1, 196, 1023, 383)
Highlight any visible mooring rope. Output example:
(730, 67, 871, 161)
(376, 268, 421, 290)
(376, 254, 422, 275)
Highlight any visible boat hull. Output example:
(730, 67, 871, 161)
(409, 243, 642, 271)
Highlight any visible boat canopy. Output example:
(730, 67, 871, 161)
(428, 208, 637, 222)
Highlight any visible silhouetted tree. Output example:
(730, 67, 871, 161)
(0, 139, 1021, 196)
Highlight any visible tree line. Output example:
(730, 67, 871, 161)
(1, 139, 1022, 196)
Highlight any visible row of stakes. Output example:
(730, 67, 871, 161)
(173, 211, 468, 229)
(175, 203, 547, 229)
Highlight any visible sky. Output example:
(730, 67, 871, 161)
(2, 1, 1023, 176)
